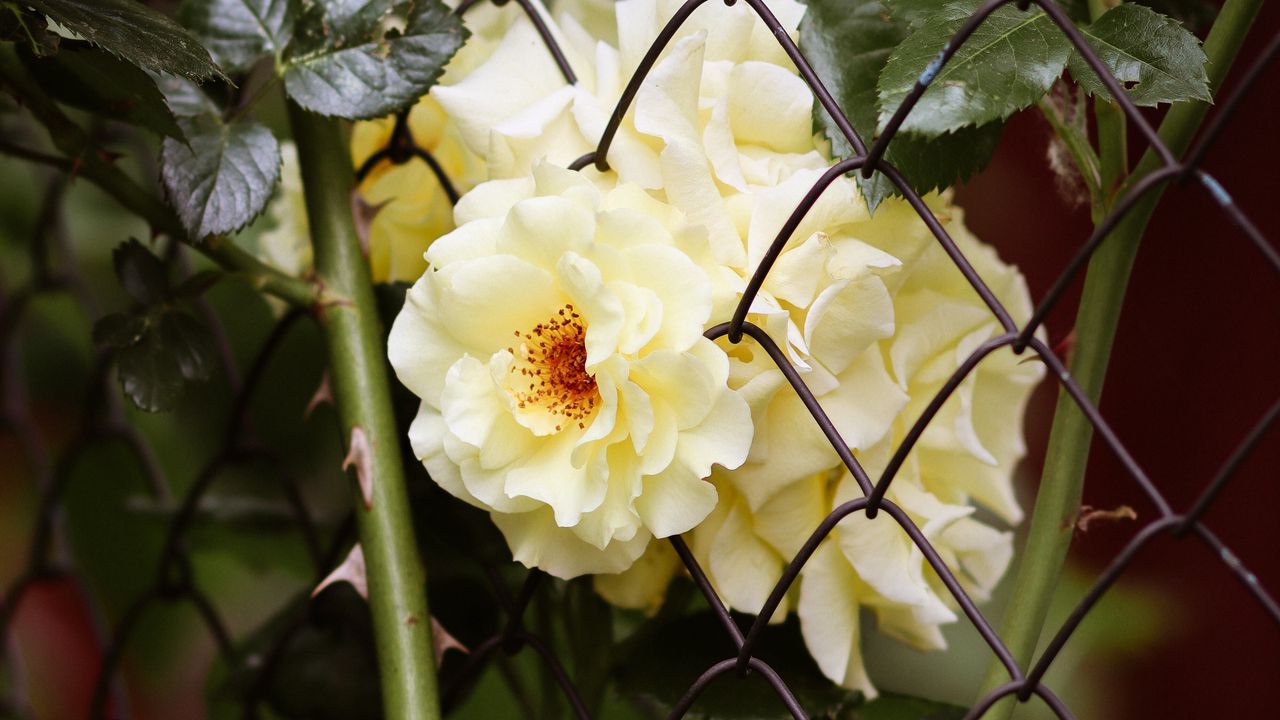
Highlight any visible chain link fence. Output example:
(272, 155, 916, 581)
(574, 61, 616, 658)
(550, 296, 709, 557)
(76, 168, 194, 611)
(3, 0, 1279, 718)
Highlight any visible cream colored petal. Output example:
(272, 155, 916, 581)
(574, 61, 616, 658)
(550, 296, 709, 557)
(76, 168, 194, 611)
(451, 176, 536, 226)
(804, 275, 895, 377)
(556, 252, 625, 367)
(727, 62, 813, 154)
(766, 233, 832, 309)
(435, 255, 565, 356)
(593, 539, 681, 614)
(798, 541, 877, 698)
(409, 403, 483, 509)
(753, 473, 829, 559)
(504, 429, 605, 526)
(494, 506, 652, 579)
(440, 354, 505, 448)
(675, 385, 753, 477)
(939, 517, 1013, 599)
(634, 461, 717, 538)
(388, 274, 471, 403)
(816, 349, 909, 453)
(619, 244, 711, 353)
(835, 505, 925, 607)
(709, 498, 786, 616)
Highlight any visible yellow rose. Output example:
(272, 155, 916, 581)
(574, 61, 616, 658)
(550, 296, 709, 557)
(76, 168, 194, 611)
(387, 163, 753, 578)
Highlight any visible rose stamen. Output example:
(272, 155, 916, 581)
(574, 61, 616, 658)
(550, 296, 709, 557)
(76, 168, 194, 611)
(507, 304, 597, 431)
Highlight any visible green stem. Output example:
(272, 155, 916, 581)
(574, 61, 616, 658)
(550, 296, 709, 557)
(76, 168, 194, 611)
(287, 102, 441, 720)
(977, 0, 1264, 716)
(1035, 94, 1103, 210)
(0, 44, 318, 308)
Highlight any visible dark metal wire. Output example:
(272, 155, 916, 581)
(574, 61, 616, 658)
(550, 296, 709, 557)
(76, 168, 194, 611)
(2, 0, 1278, 718)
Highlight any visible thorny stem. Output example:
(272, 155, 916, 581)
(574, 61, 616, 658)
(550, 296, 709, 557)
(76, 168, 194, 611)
(978, 0, 1265, 715)
(287, 102, 441, 720)
(0, 44, 319, 309)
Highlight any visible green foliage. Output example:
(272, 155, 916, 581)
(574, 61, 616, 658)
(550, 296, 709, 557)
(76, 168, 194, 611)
(93, 239, 218, 412)
(877, 2, 1072, 135)
(180, 0, 298, 74)
(22, 0, 226, 81)
(1068, 3, 1211, 106)
(161, 115, 282, 239)
(616, 611, 967, 719)
(281, 0, 467, 119)
(19, 42, 185, 140)
(801, 0, 1003, 210)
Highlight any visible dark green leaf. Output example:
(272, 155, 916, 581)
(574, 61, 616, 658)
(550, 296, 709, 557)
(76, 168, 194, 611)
(210, 590, 382, 720)
(112, 238, 170, 306)
(801, 0, 1002, 210)
(179, 0, 297, 74)
(0, 6, 61, 56)
(888, 0, 1090, 26)
(618, 612, 860, 719)
(877, 2, 1071, 135)
(24, 0, 226, 82)
(856, 123, 1003, 209)
(115, 322, 187, 412)
(155, 74, 223, 117)
(20, 42, 184, 140)
(1068, 3, 1210, 107)
(159, 311, 216, 381)
(282, 0, 467, 119)
(92, 312, 147, 350)
(161, 116, 281, 239)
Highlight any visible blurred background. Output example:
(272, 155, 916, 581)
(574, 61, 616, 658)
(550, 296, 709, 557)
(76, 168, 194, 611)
(1, 1, 1278, 718)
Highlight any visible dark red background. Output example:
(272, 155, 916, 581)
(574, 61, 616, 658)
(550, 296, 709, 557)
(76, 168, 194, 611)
(954, 2, 1280, 716)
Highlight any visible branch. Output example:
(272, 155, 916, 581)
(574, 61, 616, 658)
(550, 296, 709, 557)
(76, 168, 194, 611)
(978, 0, 1266, 715)
(287, 101, 442, 720)
(0, 45, 319, 309)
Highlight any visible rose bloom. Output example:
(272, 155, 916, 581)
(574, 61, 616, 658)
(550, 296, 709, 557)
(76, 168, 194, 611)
(387, 162, 752, 578)
(598, 197, 1044, 697)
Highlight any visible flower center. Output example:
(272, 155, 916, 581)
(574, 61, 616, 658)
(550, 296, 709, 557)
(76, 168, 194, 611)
(508, 304, 598, 431)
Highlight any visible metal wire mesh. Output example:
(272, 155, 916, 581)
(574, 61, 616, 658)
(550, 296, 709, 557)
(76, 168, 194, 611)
(2, 0, 1278, 718)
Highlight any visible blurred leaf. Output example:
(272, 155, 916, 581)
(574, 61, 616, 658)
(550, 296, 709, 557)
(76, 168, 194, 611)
(115, 321, 187, 412)
(801, 0, 1002, 210)
(92, 312, 147, 349)
(849, 693, 967, 720)
(112, 238, 170, 306)
(23, 0, 227, 82)
(1068, 3, 1211, 107)
(0, 6, 61, 56)
(877, 2, 1071, 135)
(180, 0, 298, 74)
(159, 311, 217, 381)
(617, 612, 861, 719)
(211, 590, 382, 720)
(161, 115, 281, 239)
(20, 42, 184, 140)
(282, 0, 467, 119)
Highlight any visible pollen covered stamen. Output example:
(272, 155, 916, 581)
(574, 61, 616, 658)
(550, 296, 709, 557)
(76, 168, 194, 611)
(507, 304, 598, 431)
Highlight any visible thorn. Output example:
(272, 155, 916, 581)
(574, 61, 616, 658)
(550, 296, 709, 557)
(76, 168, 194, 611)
(432, 616, 469, 665)
(313, 544, 366, 599)
(305, 371, 332, 418)
(343, 426, 374, 510)
(350, 190, 390, 258)
(1076, 504, 1137, 533)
